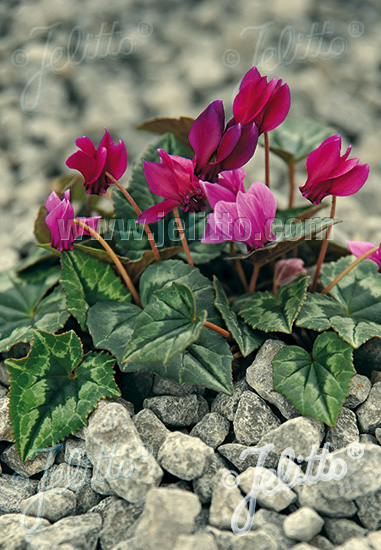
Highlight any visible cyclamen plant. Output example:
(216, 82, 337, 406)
(2, 66, 379, 463)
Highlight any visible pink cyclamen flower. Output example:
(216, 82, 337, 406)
(202, 168, 246, 209)
(136, 149, 207, 224)
(299, 135, 369, 205)
(66, 128, 127, 195)
(347, 241, 381, 272)
(273, 259, 307, 287)
(202, 181, 277, 252)
(45, 190, 101, 252)
(189, 100, 258, 182)
(232, 67, 291, 134)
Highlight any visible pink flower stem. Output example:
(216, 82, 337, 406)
(288, 163, 295, 208)
(310, 196, 337, 293)
(173, 207, 194, 266)
(321, 245, 379, 295)
(264, 132, 270, 188)
(229, 242, 248, 291)
(74, 219, 142, 308)
(249, 264, 260, 293)
(204, 321, 231, 339)
(106, 171, 161, 263)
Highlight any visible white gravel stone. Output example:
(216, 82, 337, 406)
(283, 507, 324, 542)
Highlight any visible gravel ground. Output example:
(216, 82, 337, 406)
(1, 0, 381, 269)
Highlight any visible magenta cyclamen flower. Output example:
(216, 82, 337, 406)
(45, 190, 101, 252)
(189, 100, 258, 182)
(202, 181, 277, 251)
(66, 128, 127, 195)
(347, 241, 381, 272)
(136, 149, 207, 224)
(232, 67, 290, 134)
(273, 259, 307, 287)
(299, 136, 369, 205)
(202, 168, 246, 209)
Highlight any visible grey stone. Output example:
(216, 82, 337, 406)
(172, 533, 218, 550)
(246, 340, 300, 419)
(283, 507, 324, 542)
(291, 545, 317, 550)
(334, 538, 372, 550)
(251, 509, 296, 549)
(1, 444, 56, 476)
(90, 496, 143, 550)
(0, 385, 7, 398)
(20, 488, 76, 522)
(158, 431, 213, 481)
(257, 417, 325, 457)
(26, 513, 102, 550)
(133, 408, 168, 458)
(360, 434, 379, 446)
(204, 526, 238, 550)
(209, 468, 249, 531)
(132, 487, 201, 550)
(344, 374, 372, 409)
(325, 407, 359, 451)
(309, 535, 334, 550)
(367, 531, 381, 550)
(0, 513, 50, 550)
(0, 396, 13, 442)
(64, 438, 92, 469)
(211, 378, 251, 421)
(217, 443, 279, 472)
(238, 466, 297, 511)
(0, 362, 10, 387)
(357, 382, 381, 433)
(0, 473, 38, 513)
(375, 428, 381, 444)
(143, 394, 209, 427)
(85, 402, 163, 504)
(356, 490, 381, 529)
(38, 463, 102, 514)
(232, 529, 278, 550)
(193, 453, 228, 504)
(295, 480, 357, 518)
(190, 413, 230, 449)
(324, 518, 368, 546)
(152, 376, 204, 396)
(233, 391, 281, 445)
(319, 444, 381, 500)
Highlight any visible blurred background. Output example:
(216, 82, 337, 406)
(1, 0, 380, 269)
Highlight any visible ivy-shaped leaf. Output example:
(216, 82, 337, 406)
(260, 117, 337, 165)
(213, 277, 265, 356)
(5, 330, 120, 461)
(139, 259, 221, 325)
(60, 248, 131, 330)
(0, 270, 69, 352)
(123, 282, 207, 365)
(296, 257, 381, 348)
(273, 331, 355, 427)
(87, 301, 141, 366)
(136, 116, 194, 151)
(227, 218, 340, 267)
(233, 275, 309, 334)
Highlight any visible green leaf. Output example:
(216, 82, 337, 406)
(136, 116, 194, 151)
(123, 282, 207, 365)
(60, 248, 131, 330)
(273, 331, 355, 426)
(233, 275, 309, 334)
(276, 203, 325, 223)
(139, 259, 221, 324)
(87, 302, 141, 366)
(296, 257, 381, 348)
(260, 117, 337, 165)
(227, 218, 341, 267)
(213, 277, 265, 356)
(0, 271, 69, 352)
(5, 329, 120, 461)
(121, 327, 233, 394)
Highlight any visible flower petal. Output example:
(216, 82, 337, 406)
(189, 100, 225, 171)
(329, 163, 369, 197)
(75, 136, 96, 157)
(136, 199, 181, 224)
(66, 150, 98, 182)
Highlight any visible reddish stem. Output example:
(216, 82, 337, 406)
(204, 321, 231, 339)
(264, 132, 270, 188)
(249, 264, 260, 293)
(174, 207, 194, 266)
(310, 196, 336, 293)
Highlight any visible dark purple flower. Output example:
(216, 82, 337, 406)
(299, 135, 369, 205)
(136, 149, 207, 224)
(189, 100, 258, 182)
(233, 67, 290, 134)
(66, 128, 127, 195)
(45, 190, 101, 252)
